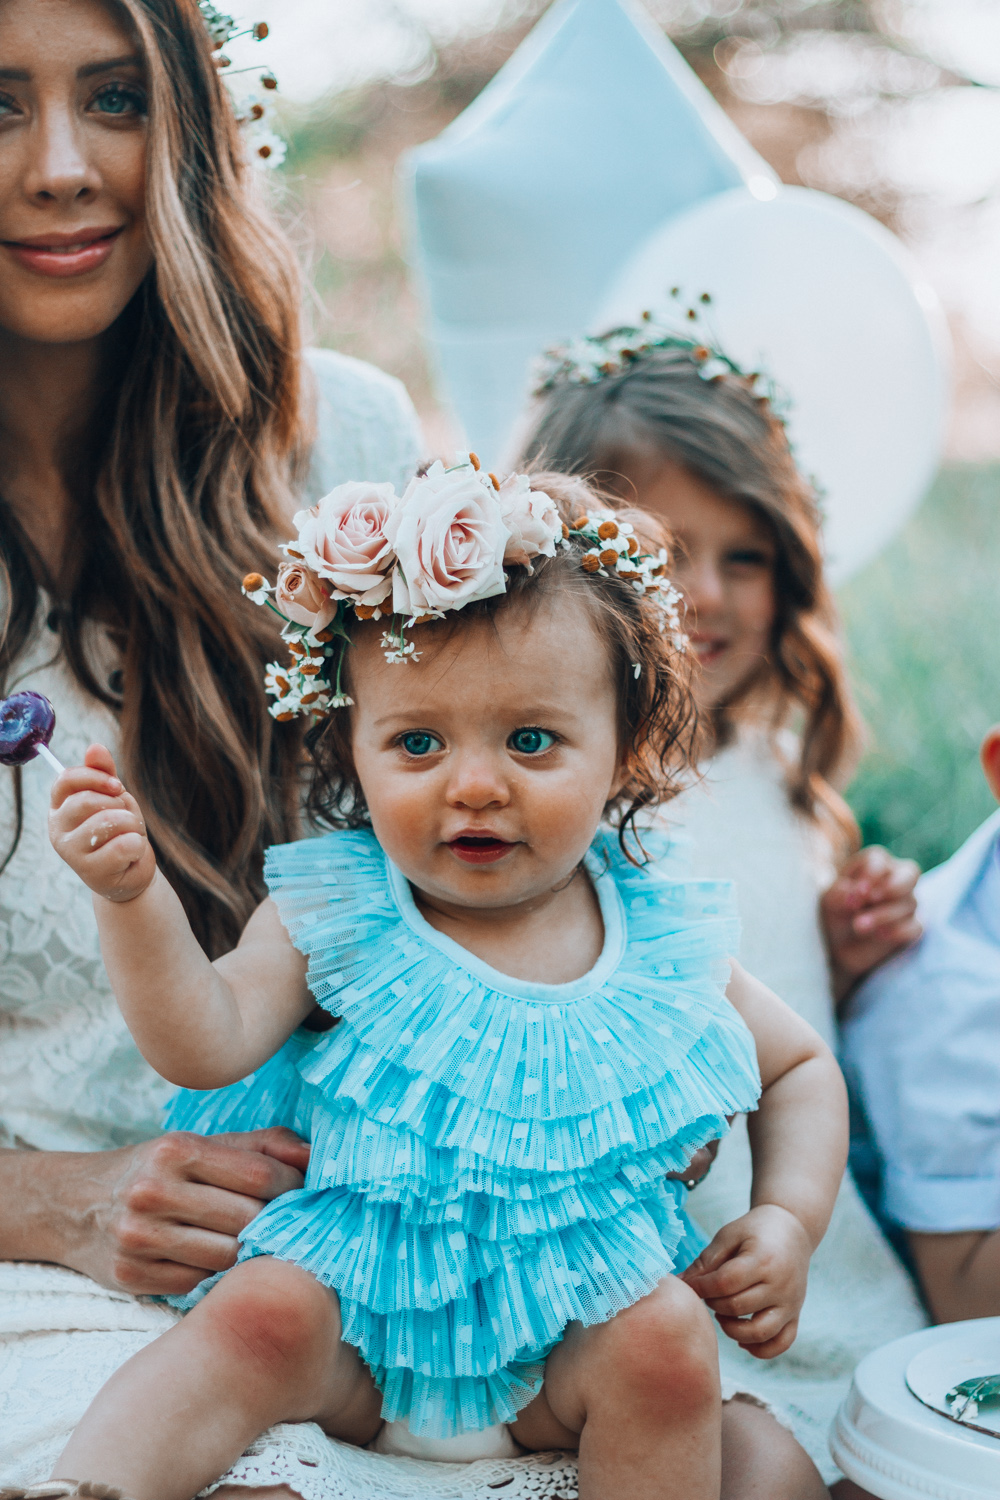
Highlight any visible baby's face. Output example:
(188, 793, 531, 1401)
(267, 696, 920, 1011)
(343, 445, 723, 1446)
(348, 593, 622, 913)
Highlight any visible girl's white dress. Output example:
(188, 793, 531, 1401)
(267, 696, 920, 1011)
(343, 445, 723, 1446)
(662, 728, 928, 1485)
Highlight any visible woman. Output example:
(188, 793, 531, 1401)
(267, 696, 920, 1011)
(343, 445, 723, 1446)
(0, 0, 423, 1489)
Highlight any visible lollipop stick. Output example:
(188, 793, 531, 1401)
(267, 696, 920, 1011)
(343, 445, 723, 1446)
(36, 743, 65, 776)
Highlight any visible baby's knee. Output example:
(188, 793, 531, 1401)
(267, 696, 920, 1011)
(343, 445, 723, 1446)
(597, 1278, 719, 1416)
(200, 1256, 338, 1375)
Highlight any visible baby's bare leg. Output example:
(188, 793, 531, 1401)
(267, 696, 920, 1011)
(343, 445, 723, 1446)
(511, 1276, 722, 1500)
(54, 1257, 382, 1500)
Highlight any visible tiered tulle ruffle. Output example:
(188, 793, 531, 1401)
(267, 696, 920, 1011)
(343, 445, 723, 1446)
(166, 827, 760, 1437)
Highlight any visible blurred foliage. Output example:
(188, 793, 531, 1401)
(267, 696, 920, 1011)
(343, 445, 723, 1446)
(841, 463, 1000, 872)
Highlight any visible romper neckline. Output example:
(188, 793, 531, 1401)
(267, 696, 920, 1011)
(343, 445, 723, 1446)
(385, 848, 627, 1005)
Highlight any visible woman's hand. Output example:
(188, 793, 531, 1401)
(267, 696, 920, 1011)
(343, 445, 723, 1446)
(820, 845, 921, 1002)
(680, 1203, 811, 1359)
(0, 1129, 309, 1296)
(49, 744, 156, 903)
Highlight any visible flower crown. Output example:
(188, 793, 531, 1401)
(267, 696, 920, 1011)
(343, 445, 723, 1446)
(242, 456, 684, 721)
(198, 3, 285, 168)
(532, 291, 788, 417)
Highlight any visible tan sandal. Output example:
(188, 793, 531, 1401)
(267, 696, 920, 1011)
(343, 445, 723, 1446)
(0, 1482, 134, 1500)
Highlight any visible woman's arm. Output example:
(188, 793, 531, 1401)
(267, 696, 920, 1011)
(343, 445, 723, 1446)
(682, 962, 848, 1358)
(50, 746, 313, 1089)
(0, 1129, 309, 1294)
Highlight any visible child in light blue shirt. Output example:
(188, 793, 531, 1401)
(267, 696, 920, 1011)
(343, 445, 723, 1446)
(842, 725, 1000, 1321)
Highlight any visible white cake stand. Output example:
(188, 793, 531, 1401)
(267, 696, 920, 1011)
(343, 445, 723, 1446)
(832, 1318, 1000, 1499)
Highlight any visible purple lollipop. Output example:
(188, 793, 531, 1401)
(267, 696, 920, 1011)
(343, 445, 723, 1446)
(0, 691, 64, 773)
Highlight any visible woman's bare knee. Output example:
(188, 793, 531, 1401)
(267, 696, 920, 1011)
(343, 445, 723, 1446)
(721, 1397, 827, 1500)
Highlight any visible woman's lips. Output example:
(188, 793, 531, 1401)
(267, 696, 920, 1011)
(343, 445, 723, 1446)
(3, 227, 124, 279)
(447, 835, 516, 866)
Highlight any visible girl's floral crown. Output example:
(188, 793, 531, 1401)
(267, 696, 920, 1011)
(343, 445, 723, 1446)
(198, 3, 286, 168)
(242, 456, 684, 721)
(532, 292, 788, 418)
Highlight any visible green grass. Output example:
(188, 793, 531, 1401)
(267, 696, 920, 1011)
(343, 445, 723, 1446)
(840, 463, 1000, 872)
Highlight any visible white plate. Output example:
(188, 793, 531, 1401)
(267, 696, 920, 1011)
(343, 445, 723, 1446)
(907, 1330, 1000, 1440)
(832, 1320, 1000, 1500)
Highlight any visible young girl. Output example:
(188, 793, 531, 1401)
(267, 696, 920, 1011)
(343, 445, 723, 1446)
(518, 324, 927, 1492)
(36, 462, 846, 1500)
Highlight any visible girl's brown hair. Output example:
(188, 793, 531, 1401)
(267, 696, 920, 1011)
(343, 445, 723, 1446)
(0, 0, 307, 954)
(305, 474, 698, 858)
(517, 348, 862, 848)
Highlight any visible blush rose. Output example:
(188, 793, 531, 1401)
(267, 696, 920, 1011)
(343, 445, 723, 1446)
(292, 481, 397, 607)
(385, 462, 510, 617)
(274, 561, 336, 631)
(497, 474, 562, 568)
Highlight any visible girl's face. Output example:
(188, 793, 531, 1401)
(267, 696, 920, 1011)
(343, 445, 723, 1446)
(0, 0, 152, 346)
(633, 459, 777, 710)
(348, 593, 624, 914)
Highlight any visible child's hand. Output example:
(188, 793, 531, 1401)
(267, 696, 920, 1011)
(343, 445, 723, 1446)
(49, 744, 156, 903)
(820, 845, 921, 1000)
(680, 1203, 811, 1359)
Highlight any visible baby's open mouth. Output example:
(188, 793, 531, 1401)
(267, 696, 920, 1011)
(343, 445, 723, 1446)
(448, 835, 515, 865)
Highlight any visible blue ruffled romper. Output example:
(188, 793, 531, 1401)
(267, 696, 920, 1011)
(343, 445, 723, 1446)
(166, 827, 761, 1440)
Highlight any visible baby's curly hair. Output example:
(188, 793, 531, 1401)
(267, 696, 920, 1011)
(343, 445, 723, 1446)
(305, 472, 698, 859)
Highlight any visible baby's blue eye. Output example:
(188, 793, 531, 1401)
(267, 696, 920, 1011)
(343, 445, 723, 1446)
(401, 731, 442, 757)
(509, 728, 555, 755)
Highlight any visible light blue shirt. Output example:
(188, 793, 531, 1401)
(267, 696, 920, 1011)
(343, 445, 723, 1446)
(842, 807, 1000, 1233)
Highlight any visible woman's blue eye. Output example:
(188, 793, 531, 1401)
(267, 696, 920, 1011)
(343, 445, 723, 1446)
(509, 728, 555, 755)
(91, 84, 146, 117)
(401, 731, 441, 757)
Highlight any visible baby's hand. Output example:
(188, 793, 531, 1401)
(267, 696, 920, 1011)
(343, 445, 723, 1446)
(49, 744, 156, 903)
(680, 1204, 811, 1359)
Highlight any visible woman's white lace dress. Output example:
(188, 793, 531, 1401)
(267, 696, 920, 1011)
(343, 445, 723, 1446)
(0, 351, 566, 1499)
(660, 729, 928, 1485)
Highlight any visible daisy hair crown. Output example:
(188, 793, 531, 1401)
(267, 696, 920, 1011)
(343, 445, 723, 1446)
(532, 290, 789, 418)
(198, 2, 286, 168)
(241, 456, 685, 721)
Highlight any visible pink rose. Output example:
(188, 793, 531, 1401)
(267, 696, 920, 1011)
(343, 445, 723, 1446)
(274, 561, 336, 631)
(385, 462, 510, 617)
(291, 481, 397, 607)
(497, 475, 562, 568)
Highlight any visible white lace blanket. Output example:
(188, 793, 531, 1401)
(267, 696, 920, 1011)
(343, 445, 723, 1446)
(0, 1263, 579, 1497)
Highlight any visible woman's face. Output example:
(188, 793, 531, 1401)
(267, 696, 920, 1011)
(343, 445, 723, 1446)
(0, 0, 152, 346)
(635, 459, 777, 710)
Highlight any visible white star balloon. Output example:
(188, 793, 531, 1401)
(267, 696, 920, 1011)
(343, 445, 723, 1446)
(404, 0, 950, 579)
(403, 0, 776, 460)
(594, 187, 950, 582)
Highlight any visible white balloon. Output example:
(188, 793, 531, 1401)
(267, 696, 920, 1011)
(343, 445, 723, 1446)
(593, 186, 951, 583)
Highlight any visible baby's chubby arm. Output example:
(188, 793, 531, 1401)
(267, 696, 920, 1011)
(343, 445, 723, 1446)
(49, 745, 313, 1089)
(681, 962, 847, 1359)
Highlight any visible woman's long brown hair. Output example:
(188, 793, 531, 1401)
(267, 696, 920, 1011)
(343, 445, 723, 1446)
(0, 0, 308, 954)
(518, 347, 863, 851)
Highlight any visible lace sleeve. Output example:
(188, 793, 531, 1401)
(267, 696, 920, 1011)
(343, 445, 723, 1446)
(303, 348, 423, 498)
